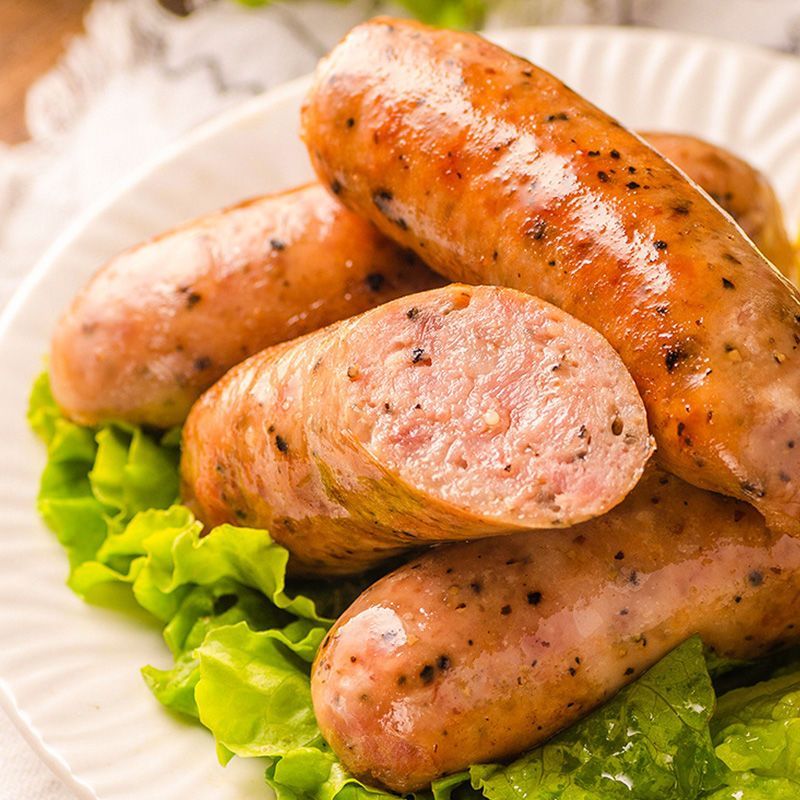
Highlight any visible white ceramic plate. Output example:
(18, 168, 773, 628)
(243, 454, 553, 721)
(1, 24, 799, 800)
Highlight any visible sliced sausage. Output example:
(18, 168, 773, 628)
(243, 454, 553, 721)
(643, 131, 796, 279)
(181, 284, 653, 575)
(312, 466, 800, 792)
(50, 183, 443, 427)
(302, 18, 800, 533)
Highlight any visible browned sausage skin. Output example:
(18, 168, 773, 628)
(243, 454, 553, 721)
(50, 183, 442, 428)
(312, 466, 800, 793)
(49, 134, 793, 429)
(181, 284, 653, 574)
(302, 18, 800, 532)
(644, 131, 797, 279)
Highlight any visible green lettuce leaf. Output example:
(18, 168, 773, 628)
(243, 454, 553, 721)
(230, 0, 489, 29)
(266, 746, 397, 800)
(73, 509, 327, 624)
(195, 620, 327, 759)
(29, 372, 180, 574)
(702, 774, 799, 800)
(142, 583, 287, 718)
(706, 668, 800, 797)
(469, 637, 721, 800)
(30, 375, 106, 568)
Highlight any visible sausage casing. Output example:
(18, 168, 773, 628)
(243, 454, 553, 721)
(644, 131, 796, 279)
(302, 18, 800, 532)
(312, 467, 800, 792)
(50, 183, 442, 427)
(50, 133, 795, 429)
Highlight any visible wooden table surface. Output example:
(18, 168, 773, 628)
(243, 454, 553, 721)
(0, 0, 91, 144)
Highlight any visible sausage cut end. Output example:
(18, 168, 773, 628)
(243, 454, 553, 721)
(341, 284, 653, 528)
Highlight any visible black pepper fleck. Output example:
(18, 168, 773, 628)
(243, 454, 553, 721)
(748, 570, 764, 586)
(531, 220, 547, 240)
(665, 347, 687, 372)
(366, 272, 385, 292)
(741, 480, 765, 498)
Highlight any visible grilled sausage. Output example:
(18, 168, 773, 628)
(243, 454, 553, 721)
(643, 132, 796, 279)
(312, 466, 800, 792)
(50, 183, 442, 428)
(49, 132, 793, 429)
(181, 284, 653, 575)
(302, 18, 800, 532)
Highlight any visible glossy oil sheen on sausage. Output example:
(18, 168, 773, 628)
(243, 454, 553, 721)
(643, 132, 796, 279)
(50, 183, 442, 427)
(49, 137, 791, 429)
(181, 284, 653, 574)
(302, 18, 800, 532)
(312, 467, 800, 792)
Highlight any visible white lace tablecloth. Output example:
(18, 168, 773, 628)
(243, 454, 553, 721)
(1, 0, 798, 796)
